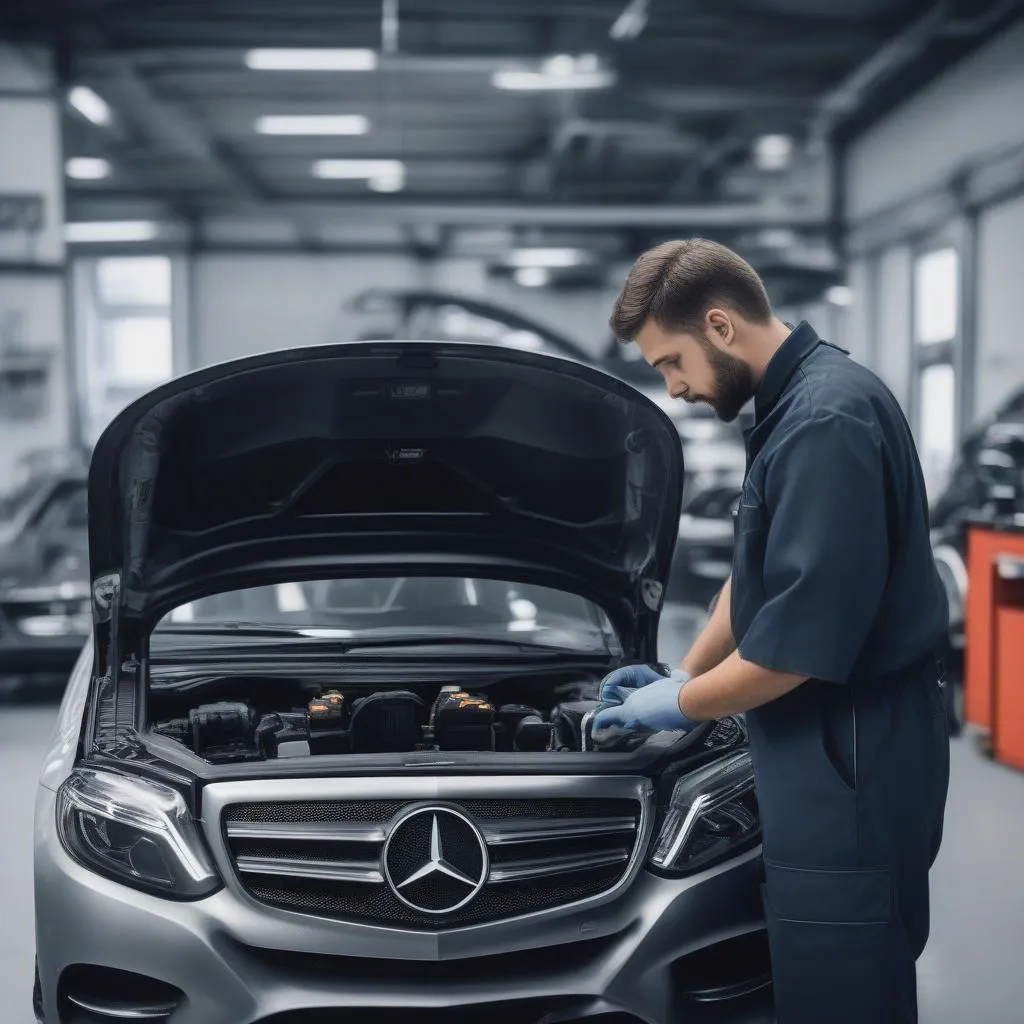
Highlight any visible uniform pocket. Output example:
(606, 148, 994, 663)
(761, 864, 904, 1023)
(734, 500, 765, 536)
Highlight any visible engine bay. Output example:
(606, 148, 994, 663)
(148, 674, 639, 763)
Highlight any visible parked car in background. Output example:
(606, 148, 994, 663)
(34, 342, 771, 1024)
(928, 389, 1024, 734)
(0, 455, 91, 682)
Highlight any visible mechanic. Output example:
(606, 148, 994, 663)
(593, 239, 951, 1023)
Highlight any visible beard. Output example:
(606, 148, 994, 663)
(696, 332, 756, 423)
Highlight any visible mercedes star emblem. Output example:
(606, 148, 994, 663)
(382, 806, 489, 914)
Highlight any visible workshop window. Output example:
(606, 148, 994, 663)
(75, 255, 176, 447)
(912, 245, 959, 501)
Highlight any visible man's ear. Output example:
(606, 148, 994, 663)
(705, 308, 735, 345)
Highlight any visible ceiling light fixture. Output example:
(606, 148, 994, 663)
(244, 49, 378, 71)
(493, 55, 615, 92)
(610, 0, 650, 41)
(514, 267, 551, 288)
(368, 167, 406, 192)
(65, 157, 111, 180)
(312, 159, 404, 179)
(826, 285, 854, 306)
(64, 221, 157, 243)
(507, 247, 585, 268)
(754, 133, 794, 171)
(756, 228, 798, 249)
(255, 114, 370, 135)
(68, 85, 112, 126)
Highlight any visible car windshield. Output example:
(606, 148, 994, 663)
(154, 576, 621, 654)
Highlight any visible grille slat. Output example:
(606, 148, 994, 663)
(481, 815, 637, 845)
(223, 794, 642, 930)
(235, 856, 384, 884)
(226, 821, 387, 843)
(488, 849, 629, 883)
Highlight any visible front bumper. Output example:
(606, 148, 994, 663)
(35, 785, 770, 1024)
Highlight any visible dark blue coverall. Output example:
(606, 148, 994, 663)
(730, 322, 951, 1023)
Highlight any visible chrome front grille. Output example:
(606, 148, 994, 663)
(214, 778, 650, 931)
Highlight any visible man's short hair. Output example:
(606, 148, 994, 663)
(610, 238, 773, 342)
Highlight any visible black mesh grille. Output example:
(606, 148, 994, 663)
(223, 795, 641, 930)
(244, 864, 625, 928)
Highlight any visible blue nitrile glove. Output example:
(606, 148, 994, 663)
(592, 669, 697, 744)
(598, 663, 672, 707)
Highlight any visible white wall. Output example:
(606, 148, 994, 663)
(191, 254, 426, 368)
(845, 19, 1024, 223)
(844, 259, 873, 366)
(0, 274, 70, 488)
(975, 191, 1024, 422)
(190, 252, 627, 371)
(874, 246, 913, 408)
(0, 44, 68, 493)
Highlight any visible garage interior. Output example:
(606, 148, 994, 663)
(2, 1, 1024, 1022)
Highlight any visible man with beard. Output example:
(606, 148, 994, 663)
(592, 239, 951, 1023)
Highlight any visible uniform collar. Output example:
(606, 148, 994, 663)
(753, 321, 823, 422)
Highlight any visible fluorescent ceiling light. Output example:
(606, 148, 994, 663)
(514, 267, 550, 288)
(68, 85, 112, 126)
(610, 0, 649, 40)
(493, 55, 615, 91)
(754, 133, 794, 171)
(64, 221, 157, 243)
(313, 159, 404, 179)
(368, 168, 405, 192)
(255, 114, 370, 135)
(756, 228, 797, 249)
(65, 157, 111, 180)
(507, 247, 585, 268)
(245, 48, 378, 71)
(826, 285, 854, 306)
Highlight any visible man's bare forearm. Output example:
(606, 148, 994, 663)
(679, 650, 808, 720)
(680, 576, 737, 677)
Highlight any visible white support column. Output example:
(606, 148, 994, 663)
(0, 42, 69, 492)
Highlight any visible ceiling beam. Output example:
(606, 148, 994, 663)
(185, 198, 827, 229)
(95, 63, 270, 200)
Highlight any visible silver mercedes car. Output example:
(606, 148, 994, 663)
(33, 342, 770, 1024)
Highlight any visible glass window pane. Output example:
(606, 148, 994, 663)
(97, 256, 171, 306)
(105, 317, 173, 386)
(914, 248, 958, 345)
(919, 362, 956, 499)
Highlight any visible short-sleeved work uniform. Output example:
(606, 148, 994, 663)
(730, 322, 951, 1023)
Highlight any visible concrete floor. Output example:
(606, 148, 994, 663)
(3, 605, 1024, 1023)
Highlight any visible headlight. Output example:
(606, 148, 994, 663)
(56, 768, 220, 899)
(649, 751, 759, 874)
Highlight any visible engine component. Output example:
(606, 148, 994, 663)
(189, 701, 255, 757)
(432, 690, 495, 751)
(495, 703, 541, 751)
(349, 691, 426, 753)
(549, 700, 602, 751)
(153, 717, 191, 747)
(514, 715, 554, 752)
(305, 690, 351, 755)
(254, 712, 311, 759)
(308, 690, 347, 725)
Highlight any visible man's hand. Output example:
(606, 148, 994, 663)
(597, 663, 670, 707)
(592, 669, 698, 743)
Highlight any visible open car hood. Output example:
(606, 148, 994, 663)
(88, 342, 684, 661)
